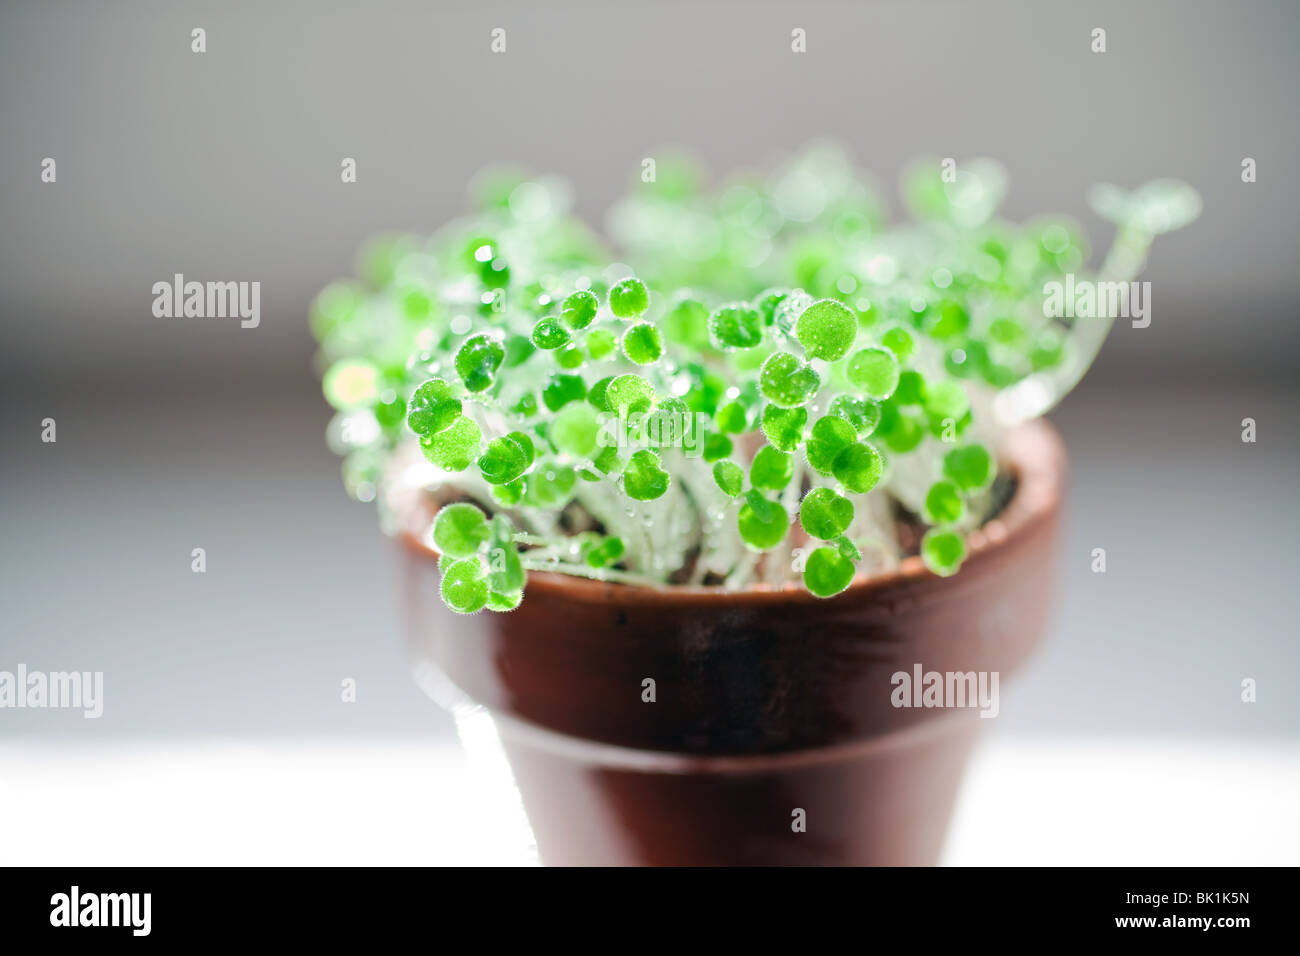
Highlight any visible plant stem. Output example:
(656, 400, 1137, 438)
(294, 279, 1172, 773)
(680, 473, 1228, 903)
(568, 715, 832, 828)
(518, 557, 665, 589)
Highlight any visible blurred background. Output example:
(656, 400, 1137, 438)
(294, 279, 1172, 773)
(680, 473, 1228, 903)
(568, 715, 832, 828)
(1, 0, 1296, 864)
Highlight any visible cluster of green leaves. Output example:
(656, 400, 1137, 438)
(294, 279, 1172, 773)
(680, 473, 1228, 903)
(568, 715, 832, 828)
(313, 147, 1198, 612)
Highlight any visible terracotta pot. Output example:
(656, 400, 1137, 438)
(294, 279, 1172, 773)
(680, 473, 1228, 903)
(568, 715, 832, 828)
(399, 420, 1065, 865)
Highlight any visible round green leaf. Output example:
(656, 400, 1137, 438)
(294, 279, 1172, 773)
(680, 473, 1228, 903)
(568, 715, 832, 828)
(846, 346, 900, 400)
(486, 589, 522, 611)
(486, 519, 526, 594)
(561, 290, 599, 329)
(531, 317, 572, 350)
(478, 434, 531, 485)
(805, 415, 857, 475)
(804, 546, 856, 597)
(585, 328, 617, 359)
(663, 297, 710, 348)
(750, 445, 794, 492)
(827, 395, 880, 436)
(795, 298, 857, 361)
(924, 480, 965, 525)
(608, 277, 649, 318)
(542, 373, 587, 412)
(761, 405, 808, 452)
(921, 528, 966, 577)
(880, 326, 914, 362)
(708, 303, 764, 351)
(604, 374, 655, 415)
(551, 402, 600, 457)
(432, 503, 491, 558)
(623, 450, 670, 501)
(420, 415, 482, 471)
(759, 352, 821, 408)
(943, 443, 994, 491)
(441, 557, 489, 614)
(454, 334, 505, 393)
(737, 491, 789, 551)
(407, 378, 461, 435)
(621, 322, 664, 365)
(702, 432, 733, 462)
(831, 442, 884, 494)
(712, 460, 743, 497)
(799, 488, 855, 540)
(923, 380, 969, 420)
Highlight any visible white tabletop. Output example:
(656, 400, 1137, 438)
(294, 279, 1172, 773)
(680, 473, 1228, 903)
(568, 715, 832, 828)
(3, 737, 1295, 866)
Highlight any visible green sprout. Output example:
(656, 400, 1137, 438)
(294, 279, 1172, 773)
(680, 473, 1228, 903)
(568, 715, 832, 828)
(312, 147, 1198, 610)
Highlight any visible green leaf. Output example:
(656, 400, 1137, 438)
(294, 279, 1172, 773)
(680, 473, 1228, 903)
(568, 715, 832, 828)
(604, 374, 655, 416)
(542, 373, 587, 412)
(420, 415, 482, 471)
(486, 589, 523, 611)
(702, 433, 733, 462)
(846, 346, 900, 400)
(750, 445, 794, 492)
(924, 480, 966, 525)
(893, 369, 926, 406)
(712, 460, 743, 497)
(608, 277, 649, 318)
(880, 326, 914, 362)
(827, 395, 880, 436)
(831, 442, 883, 494)
(715, 401, 749, 434)
(663, 297, 710, 348)
(737, 490, 789, 551)
(524, 462, 577, 508)
(454, 334, 505, 393)
(799, 488, 855, 540)
(441, 557, 489, 614)
(432, 503, 491, 558)
(490, 478, 524, 506)
(621, 322, 664, 364)
(592, 445, 622, 475)
(804, 546, 856, 597)
(531, 317, 572, 350)
(582, 535, 626, 568)
(761, 405, 808, 452)
(943, 443, 994, 491)
(478, 434, 532, 485)
(805, 415, 857, 475)
(406, 378, 461, 435)
(486, 516, 525, 593)
(708, 303, 763, 351)
(795, 298, 857, 361)
(551, 402, 601, 457)
(921, 528, 966, 577)
(623, 450, 670, 501)
(922, 379, 970, 421)
(585, 328, 617, 359)
(560, 289, 599, 329)
(759, 352, 821, 408)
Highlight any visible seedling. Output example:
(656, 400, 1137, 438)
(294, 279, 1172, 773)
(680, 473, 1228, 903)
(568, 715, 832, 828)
(313, 147, 1198, 611)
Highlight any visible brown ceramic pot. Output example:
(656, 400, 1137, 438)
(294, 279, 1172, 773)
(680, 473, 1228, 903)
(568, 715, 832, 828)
(400, 420, 1065, 865)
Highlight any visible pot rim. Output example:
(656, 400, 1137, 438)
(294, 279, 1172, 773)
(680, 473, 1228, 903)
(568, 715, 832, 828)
(399, 418, 1065, 609)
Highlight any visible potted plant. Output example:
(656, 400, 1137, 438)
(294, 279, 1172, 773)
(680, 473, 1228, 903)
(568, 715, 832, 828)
(311, 147, 1198, 865)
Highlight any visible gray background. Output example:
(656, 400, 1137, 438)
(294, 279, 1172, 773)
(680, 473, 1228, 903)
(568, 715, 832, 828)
(1, 0, 1296, 741)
